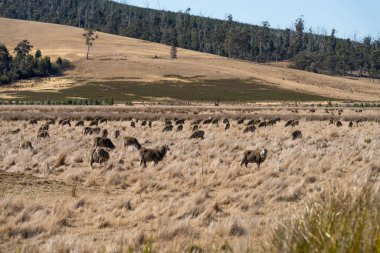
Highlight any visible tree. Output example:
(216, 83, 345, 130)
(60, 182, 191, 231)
(13, 40, 33, 58)
(83, 28, 98, 60)
(0, 43, 12, 75)
(35, 49, 42, 59)
(170, 46, 177, 59)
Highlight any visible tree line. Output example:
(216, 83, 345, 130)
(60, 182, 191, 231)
(0, 40, 71, 85)
(0, 0, 379, 78)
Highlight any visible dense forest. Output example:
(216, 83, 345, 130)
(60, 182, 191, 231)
(0, 0, 379, 78)
(0, 40, 71, 85)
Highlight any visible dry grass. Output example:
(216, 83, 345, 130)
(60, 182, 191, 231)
(0, 17, 380, 101)
(0, 105, 380, 252)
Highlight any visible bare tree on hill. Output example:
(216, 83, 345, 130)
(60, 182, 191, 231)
(83, 28, 98, 60)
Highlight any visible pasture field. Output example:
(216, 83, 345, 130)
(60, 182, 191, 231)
(0, 105, 379, 252)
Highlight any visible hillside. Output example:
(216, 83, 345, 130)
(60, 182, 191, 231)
(0, 17, 380, 101)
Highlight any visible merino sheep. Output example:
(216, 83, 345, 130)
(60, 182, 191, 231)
(39, 124, 49, 132)
(348, 121, 353, 127)
(336, 121, 342, 127)
(223, 118, 229, 124)
(89, 127, 101, 135)
(46, 118, 55, 125)
(141, 120, 147, 127)
(89, 120, 98, 126)
(75, 120, 84, 127)
(175, 119, 185, 125)
(37, 130, 50, 138)
(162, 125, 173, 132)
(176, 125, 183, 132)
(84, 127, 92, 135)
(192, 125, 199, 131)
(165, 119, 172, 125)
(94, 136, 116, 150)
(139, 145, 170, 167)
(237, 117, 246, 124)
(240, 148, 268, 169)
(148, 121, 152, 128)
(101, 129, 108, 138)
(225, 122, 230, 130)
(98, 118, 107, 124)
(29, 119, 38, 125)
(130, 121, 136, 128)
(20, 141, 33, 150)
(292, 130, 302, 140)
(114, 130, 121, 139)
(247, 119, 255, 126)
(89, 148, 110, 169)
(60, 119, 71, 127)
(258, 121, 267, 128)
(189, 130, 205, 139)
(203, 118, 212, 124)
(243, 125, 256, 133)
(192, 119, 202, 125)
(211, 119, 219, 126)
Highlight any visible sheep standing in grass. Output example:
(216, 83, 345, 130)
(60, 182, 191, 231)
(20, 141, 33, 150)
(124, 137, 142, 150)
(37, 130, 50, 138)
(176, 125, 183, 132)
(225, 122, 230, 130)
(243, 125, 255, 133)
(139, 145, 170, 167)
(130, 121, 136, 128)
(189, 130, 205, 139)
(192, 125, 199, 131)
(162, 124, 173, 132)
(240, 148, 268, 169)
(89, 148, 110, 169)
(292, 130, 302, 140)
(75, 120, 84, 127)
(114, 130, 121, 139)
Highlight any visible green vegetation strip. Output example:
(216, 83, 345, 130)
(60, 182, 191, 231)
(1, 79, 332, 102)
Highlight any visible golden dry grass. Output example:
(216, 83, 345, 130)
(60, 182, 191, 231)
(0, 105, 379, 252)
(1, 17, 380, 101)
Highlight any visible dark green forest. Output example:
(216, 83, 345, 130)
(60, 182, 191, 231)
(0, 40, 71, 84)
(0, 0, 379, 78)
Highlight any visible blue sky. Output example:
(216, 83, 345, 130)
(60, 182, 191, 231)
(118, 0, 379, 40)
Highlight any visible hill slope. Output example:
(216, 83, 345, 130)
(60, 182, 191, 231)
(0, 17, 379, 101)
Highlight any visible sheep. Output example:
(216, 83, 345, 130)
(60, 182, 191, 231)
(84, 127, 92, 135)
(93, 136, 116, 150)
(101, 129, 108, 138)
(164, 119, 172, 125)
(189, 130, 205, 139)
(309, 109, 316, 113)
(211, 119, 219, 126)
(75, 120, 84, 127)
(336, 121, 342, 127)
(60, 119, 71, 127)
(285, 120, 299, 127)
(46, 118, 55, 125)
(203, 118, 212, 124)
(124, 137, 142, 150)
(247, 119, 255, 126)
(240, 148, 268, 169)
(192, 119, 202, 125)
(139, 145, 170, 167)
(89, 148, 110, 169)
(223, 118, 229, 124)
(192, 125, 199, 131)
(162, 124, 173, 132)
(285, 120, 294, 127)
(243, 125, 256, 133)
(29, 119, 38, 125)
(175, 119, 185, 125)
(39, 124, 49, 132)
(20, 141, 33, 150)
(348, 121, 353, 127)
(89, 120, 98, 126)
(176, 125, 183, 132)
(98, 118, 107, 124)
(141, 120, 147, 127)
(237, 117, 246, 124)
(89, 127, 101, 135)
(225, 122, 230, 130)
(258, 121, 267, 128)
(292, 130, 302, 140)
(148, 121, 152, 128)
(114, 130, 121, 139)
(130, 121, 136, 128)
(37, 130, 50, 138)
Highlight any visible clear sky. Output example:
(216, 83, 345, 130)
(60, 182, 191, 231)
(118, 0, 379, 40)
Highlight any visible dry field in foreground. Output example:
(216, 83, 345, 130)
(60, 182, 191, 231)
(1, 17, 380, 101)
(0, 105, 380, 252)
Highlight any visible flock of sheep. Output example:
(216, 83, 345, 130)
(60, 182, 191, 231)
(9, 107, 363, 172)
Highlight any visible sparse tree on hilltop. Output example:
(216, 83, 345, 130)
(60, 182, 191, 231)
(170, 45, 177, 59)
(14, 40, 33, 58)
(83, 28, 98, 60)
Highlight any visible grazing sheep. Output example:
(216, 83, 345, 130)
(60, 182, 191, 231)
(89, 148, 110, 169)
(189, 130, 205, 139)
(101, 129, 108, 138)
(356, 119, 363, 124)
(39, 124, 49, 132)
(285, 120, 293, 127)
(162, 124, 173, 132)
(285, 119, 298, 127)
(46, 118, 55, 125)
(291, 120, 299, 127)
(336, 121, 342, 127)
(84, 127, 92, 135)
(225, 122, 230, 130)
(203, 118, 212, 124)
(60, 119, 71, 127)
(20, 141, 33, 150)
(98, 118, 107, 124)
(348, 121, 353, 127)
(124, 137, 142, 149)
(192, 125, 199, 131)
(292, 130, 302, 140)
(243, 125, 256, 133)
(211, 119, 219, 126)
(75, 120, 84, 127)
(114, 130, 121, 139)
(175, 119, 185, 125)
(164, 119, 172, 125)
(258, 121, 267, 128)
(148, 121, 152, 128)
(29, 119, 38, 125)
(94, 136, 116, 150)
(139, 145, 170, 167)
(192, 119, 202, 125)
(89, 127, 101, 135)
(89, 120, 98, 126)
(240, 148, 268, 169)
(237, 117, 246, 124)
(141, 120, 147, 127)
(310, 109, 316, 113)
(223, 118, 229, 124)
(176, 125, 183, 132)
(130, 121, 136, 128)
(247, 119, 255, 126)
(37, 130, 49, 138)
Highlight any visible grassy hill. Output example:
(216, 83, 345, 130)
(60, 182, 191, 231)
(0, 17, 379, 102)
